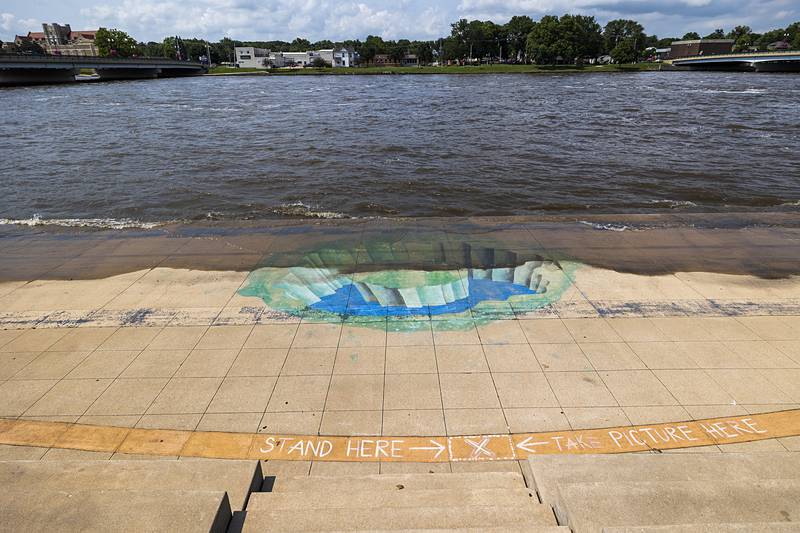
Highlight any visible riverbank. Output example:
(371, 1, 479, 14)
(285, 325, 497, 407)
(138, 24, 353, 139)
(206, 63, 661, 76)
(1, 214, 800, 454)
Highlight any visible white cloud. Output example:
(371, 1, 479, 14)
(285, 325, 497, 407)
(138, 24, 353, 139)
(1, 12, 39, 36)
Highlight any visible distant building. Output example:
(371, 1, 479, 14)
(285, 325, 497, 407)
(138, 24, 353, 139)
(370, 53, 419, 66)
(15, 23, 98, 56)
(234, 47, 356, 68)
(654, 48, 672, 61)
(668, 39, 734, 59)
(767, 41, 790, 51)
(234, 47, 271, 68)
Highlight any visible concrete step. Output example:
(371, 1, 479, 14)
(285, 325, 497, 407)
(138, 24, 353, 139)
(528, 452, 800, 509)
(269, 471, 526, 492)
(248, 487, 537, 511)
(557, 479, 800, 533)
(304, 526, 570, 533)
(602, 524, 800, 532)
(241, 505, 556, 532)
(1, 489, 230, 532)
(0, 459, 261, 511)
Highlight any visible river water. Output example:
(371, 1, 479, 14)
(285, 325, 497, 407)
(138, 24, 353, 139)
(1, 71, 798, 225)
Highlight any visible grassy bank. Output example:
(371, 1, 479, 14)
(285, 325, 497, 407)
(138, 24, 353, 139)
(207, 63, 661, 76)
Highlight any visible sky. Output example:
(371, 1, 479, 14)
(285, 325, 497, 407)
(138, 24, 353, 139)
(1, 0, 797, 44)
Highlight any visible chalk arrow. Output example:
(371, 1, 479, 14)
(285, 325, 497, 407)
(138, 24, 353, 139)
(410, 440, 446, 459)
(516, 437, 550, 454)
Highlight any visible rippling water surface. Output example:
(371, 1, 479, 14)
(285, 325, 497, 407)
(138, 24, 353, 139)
(1, 71, 799, 222)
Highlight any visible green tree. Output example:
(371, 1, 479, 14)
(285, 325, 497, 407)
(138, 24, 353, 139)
(289, 37, 311, 51)
(610, 39, 637, 63)
(726, 26, 756, 51)
(703, 28, 725, 39)
(682, 32, 701, 40)
(525, 15, 561, 64)
(95, 28, 138, 57)
(310, 56, 328, 67)
(415, 41, 434, 64)
(603, 19, 645, 55)
(162, 36, 187, 60)
(504, 15, 535, 61)
(388, 45, 405, 64)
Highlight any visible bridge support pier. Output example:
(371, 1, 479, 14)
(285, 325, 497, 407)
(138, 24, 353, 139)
(0, 69, 77, 86)
(95, 68, 162, 80)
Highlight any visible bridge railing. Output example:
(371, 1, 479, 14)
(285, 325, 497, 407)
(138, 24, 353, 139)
(0, 52, 204, 68)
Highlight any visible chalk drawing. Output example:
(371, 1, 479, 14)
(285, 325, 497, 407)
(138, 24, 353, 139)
(239, 242, 578, 330)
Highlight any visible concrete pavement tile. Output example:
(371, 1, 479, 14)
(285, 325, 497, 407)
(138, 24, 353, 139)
(435, 344, 488, 373)
(46, 327, 116, 351)
(1, 329, 68, 352)
(599, 370, 679, 406)
(0, 379, 57, 416)
(533, 343, 593, 372)
(281, 347, 336, 376)
(194, 325, 253, 350)
(379, 462, 452, 474)
(333, 346, 385, 375)
(310, 461, 380, 475)
(0, 352, 42, 380)
(146, 377, 222, 414)
(339, 324, 386, 347)
(628, 342, 700, 369)
(244, 324, 298, 349)
(483, 344, 541, 373)
(258, 411, 322, 434)
(259, 459, 312, 477)
(580, 342, 646, 370)
(385, 346, 437, 374)
(0, 444, 48, 460)
(206, 376, 276, 413)
(320, 410, 382, 436)
(173, 349, 239, 378)
(677, 341, 750, 368)
(757, 368, 800, 402)
(649, 317, 713, 341)
(13, 351, 90, 380)
(267, 375, 330, 412)
(196, 412, 263, 433)
(0, 329, 24, 350)
(503, 407, 570, 433)
(84, 378, 168, 415)
(519, 319, 573, 343)
(98, 327, 161, 351)
(136, 414, 202, 431)
(492, 372, 559, 408)
(78, 415, 142, 427)
(26, 378, 113, 416)
(292, 323, 342, 348)
(682, 404, 749, 419)
(449, 460, 521, 473)
(622, 405, 692, 425)
(383, 374, 442, 410)
(382, 409, 446, 436)
(563, 407, 630, 429)
(770, 340, 800, 365)
(325, 374, 383, 411)
(563, 318, 622, 343)
(228, 348, 287, 376)
(653, 369, 734, 405)
(700, 317, 761, 341)
(119, 349, 190, 378)
(735, 316, 797, 341)
(723, 341, 798, 368)
(705, 368, 794, 404)
(444, 408, 509, 435)
(66, 350, 141, 379)
(43, 448, 113, 460)
(476, 320, 527, 345)
(546, 371, 617, 407)
(606, 318, 668, 342)
(439, 373, 500, 409)
(718, 439, 788, 452)
(148, 326, 208, 350)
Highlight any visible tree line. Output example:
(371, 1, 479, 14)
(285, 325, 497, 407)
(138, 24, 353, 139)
(5, 16, 799, 65)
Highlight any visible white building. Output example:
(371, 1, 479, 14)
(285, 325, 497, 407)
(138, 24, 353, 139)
(234, 46, 356, 69)
(235, 47, 271, 68)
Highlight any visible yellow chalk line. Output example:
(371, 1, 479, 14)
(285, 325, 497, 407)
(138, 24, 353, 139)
(1, 409, 798, 462)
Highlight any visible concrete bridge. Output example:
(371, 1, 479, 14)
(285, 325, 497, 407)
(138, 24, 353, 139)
(0, 55, 207, 86)
(668, 50, 800, 72)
